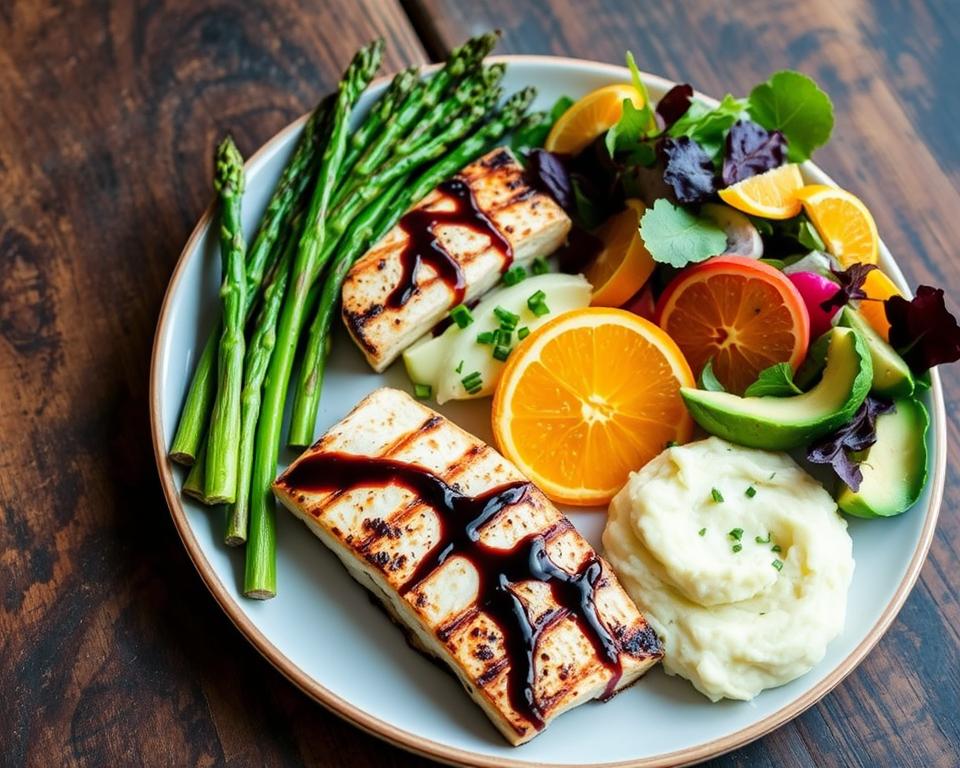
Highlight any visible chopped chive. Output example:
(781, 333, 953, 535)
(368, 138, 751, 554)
(461, 371, 482, 392)
(466, 386, 482, 395)
(728, 527, 743, 541)
(732, 543, 742, 553)
(450, 304, 473, 328)
(769, 472, 777, 480)
(531, 257, 550, 275)
(495, 328, 512, 346)
(698, 527, 707, 537)
(527, 289, 550, 317)
(664, 440, 678, 449)
(455, 360, 464, 374)
(502, 265, 527, 286)
(745, 486, 757, 498)
(476, 330, 495, 345)
(413, 383, 432, 399)
(517, 326, 530, 340)
(711, 488, 724, 503)
(772, 559, 784, 571)
(755, 533, 771, 544)
(771, 544, 782, 553)
(493, 345, 511, 362)
(494, 306, 519, 330)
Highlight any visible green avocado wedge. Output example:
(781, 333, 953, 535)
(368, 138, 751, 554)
(838, 306, 914, 398)
(838, 397, 929, 518)
(680, 327, 872, 450)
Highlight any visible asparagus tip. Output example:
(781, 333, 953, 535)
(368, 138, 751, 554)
(214, 135, 245, 195)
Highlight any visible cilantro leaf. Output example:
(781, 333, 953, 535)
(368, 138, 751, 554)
(748, 70, 834, 162)
(722, 120, 787, 186)
(639, 199, 727, 268)
(511, 95, 574, 152)
(885, 285, 960, 373)
(820, 262, 876, 313)
(656, 84, 694, 129)
(744, 363, 803, 397)
(807, 397, 895, 491)
(661, 136, 717, 203)
(669, 94, 747, 159)
(699, 359, 726, 392)
(605, 100, 657, 165)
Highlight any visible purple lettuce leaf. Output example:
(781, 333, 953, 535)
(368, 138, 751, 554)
(806, 397, 895, 491)
(721, 120, 787, 187)
(885, 285, 960, 374)
(656, 84, 694, 130)
(661, 136, 716, 204)
(820, 262, 877, 313)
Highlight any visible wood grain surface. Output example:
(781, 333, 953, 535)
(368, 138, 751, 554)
(1, 0, 957, 766)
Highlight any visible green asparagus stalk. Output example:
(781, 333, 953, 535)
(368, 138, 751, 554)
(351, 33, 497, 179)
(181, 439, 208, 502)
(286, 87, 536, 444)
(204, 137, 247, 503)
(225, 227, 297, 545)
(169, 100, 330, 464)
(244, 40, 383, 599)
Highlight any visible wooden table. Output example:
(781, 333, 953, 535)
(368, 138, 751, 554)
(2, 1, 957, 765)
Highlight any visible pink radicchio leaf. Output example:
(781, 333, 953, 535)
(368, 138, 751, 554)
(820, 262, 877, 313)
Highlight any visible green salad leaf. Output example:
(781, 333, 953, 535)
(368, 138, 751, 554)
(669, 94, 747, 159)
(748, 71, 834, 162)
(743, 362, 803, 397)
(511, 95, 575, 153)
(699, 359, 726, 392)
(639, 199, 726, 268)
(605, 100, 657, 164)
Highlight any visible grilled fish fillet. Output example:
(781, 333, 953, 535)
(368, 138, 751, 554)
(341, 148, 572, 372)
(272, 388, 663, 745)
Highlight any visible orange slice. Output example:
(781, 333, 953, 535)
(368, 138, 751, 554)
(492, 308, 694, 506)
(655, 256, 810, 394)
(586, 199, 655, 307)
(545, 83, 645, 155)
(859, 268, 902, 340)
(796, 185, 879, 266)
(718, 164, 805, 219)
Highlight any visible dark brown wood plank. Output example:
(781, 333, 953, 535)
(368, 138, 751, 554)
(408, 1, 960, 766)
(0, 1, 435, 766)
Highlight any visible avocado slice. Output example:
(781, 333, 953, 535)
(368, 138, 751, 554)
(838, 306, 914, 398)
(838, 397, 929, 518)
(681, 327, 872, 449)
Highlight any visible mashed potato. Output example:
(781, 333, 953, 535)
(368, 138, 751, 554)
(603, 437, 854, 701)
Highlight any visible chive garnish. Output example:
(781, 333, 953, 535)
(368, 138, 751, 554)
(772, 559, 784, 571)
(493, 345, 511, 362)
(494, 306, 519, 330)
(745, 486, 757, 498)
(755, 533, 771, 544)
(732, 544, 742, 553)
(502, 265, 527, 286)
(728, 528, 743, 541)
(531, 257, 550, 275)
(461, 371, 482, 393)
(495, 328, 512, 346)
(665, 440, 678, 449)
(450, 304, 473, 328)
(517, 326, 530, 340)
(413, 383, 432, 399)
(711, 488, 724, 503)
(476, 330, 495, 344)
(455, 360, 464, 374)
(698, 528, 706, 536)
(527, 289, 550, 317)
(771, 544, 782, 553)
(769, 472, 777, 480)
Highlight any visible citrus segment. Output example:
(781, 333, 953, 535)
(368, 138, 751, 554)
(545, 83, 645, 155)
(858, 268, 901, 340)
(492, 308, 694, 506)
(586, 200, 655, 307)
(656, 256, 810, 394)
(718, 164, 805, 219)
(796, 185, 879, 266)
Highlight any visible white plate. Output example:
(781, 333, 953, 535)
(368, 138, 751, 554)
(150, 56, 946, 767)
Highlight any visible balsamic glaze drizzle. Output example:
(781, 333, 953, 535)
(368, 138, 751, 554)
(386, 177, 513, 310)
(279, 452, 623, 730)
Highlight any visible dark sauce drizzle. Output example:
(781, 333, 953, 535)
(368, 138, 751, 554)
(387, 177, 513, 310)
(280, 452, 623, 731)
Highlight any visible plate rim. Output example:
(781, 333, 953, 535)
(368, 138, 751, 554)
(149, 54, 947, 768)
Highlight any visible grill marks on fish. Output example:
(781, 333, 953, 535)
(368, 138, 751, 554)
(272, 389, 662, 744)
(341, 148, 572, 372)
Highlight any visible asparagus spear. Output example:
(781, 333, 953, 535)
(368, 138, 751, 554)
(204, 137, 247, 503)
(181, 439, 208, 502)
(225, 226, 297, 545)
(287, 88, 536, 444)
(351, 33, 497, 179)
(169, 100, 330, 465)
(244, 40, 383, 599)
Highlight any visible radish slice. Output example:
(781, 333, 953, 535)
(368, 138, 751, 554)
(787, 271, 841, 340)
